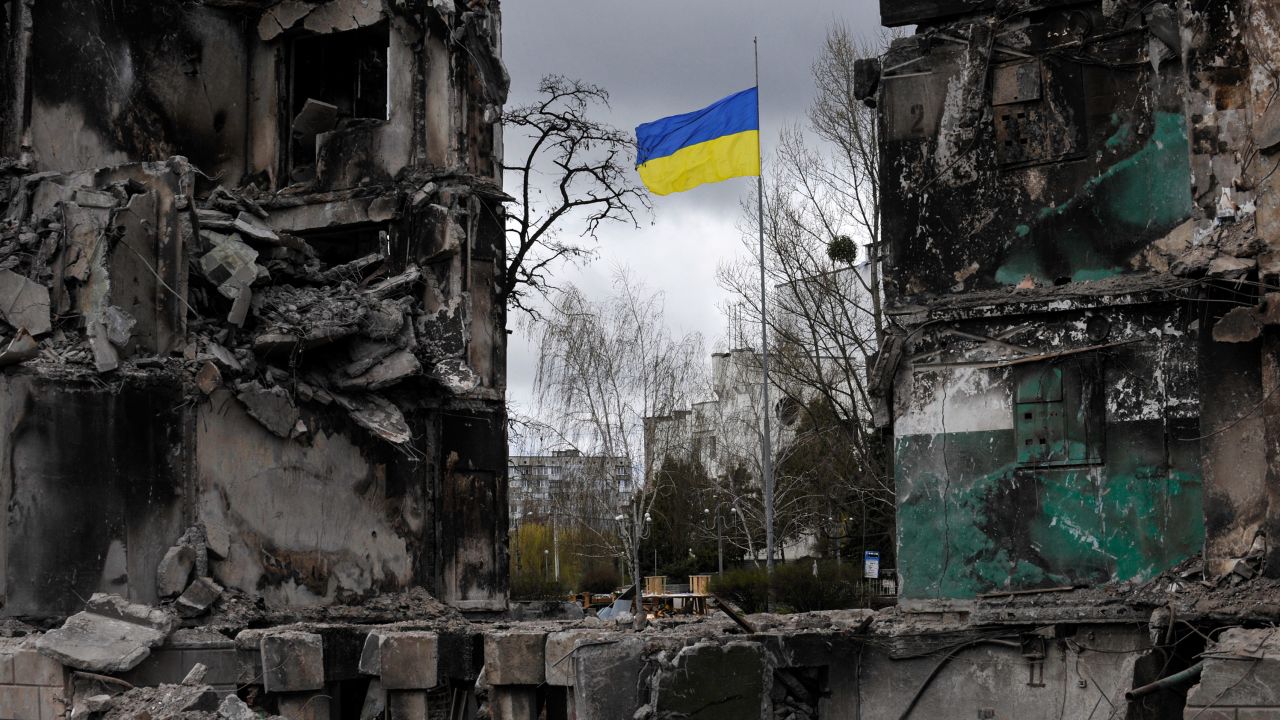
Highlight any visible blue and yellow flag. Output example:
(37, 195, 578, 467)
(635, 88, 761, 196)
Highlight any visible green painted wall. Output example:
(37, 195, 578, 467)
(896, 421, 1203, 599)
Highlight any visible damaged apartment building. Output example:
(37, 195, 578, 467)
(861, 0, 1280, 716)
(0, 0, 515, 715)
(12, 0, 1280, 719)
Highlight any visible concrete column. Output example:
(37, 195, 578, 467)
(386, 690, 429, 720)
(491, 686, 537, 720)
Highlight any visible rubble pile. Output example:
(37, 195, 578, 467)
(0, 159, 503, 446)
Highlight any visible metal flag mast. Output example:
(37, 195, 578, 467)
(754, 37, 776, 587)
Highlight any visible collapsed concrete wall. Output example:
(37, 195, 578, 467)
(0, 0, 511, 618)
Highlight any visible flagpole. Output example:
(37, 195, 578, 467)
(754, 37, 776, 590)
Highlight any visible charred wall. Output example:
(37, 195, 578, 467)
(878, 4, 1193, 299)
(892, 300, 1203, 599)
(26, 0, 250, 180)
(877, 0, 1280, 600)
(0, 0, 511, 616)
(0, 374, 188, 618)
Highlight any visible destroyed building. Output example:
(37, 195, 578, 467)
(11, 0, 1280, 719)
(0, 0, 510, 619)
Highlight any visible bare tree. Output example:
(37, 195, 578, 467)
(530, 271, 704, 620)
(501, 76, 651, 316)
(715, 25, 896, 563)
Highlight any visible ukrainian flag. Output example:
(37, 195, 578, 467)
(635, 88, 761, 196)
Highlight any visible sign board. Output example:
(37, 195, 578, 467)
(864, 551, 880, 579)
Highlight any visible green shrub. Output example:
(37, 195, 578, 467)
(510, 574, 567, 601)
(710, 562, 866, 614)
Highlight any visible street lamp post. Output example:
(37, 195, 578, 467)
(702, 507, 725, 576)
(644, 512, 655, 575)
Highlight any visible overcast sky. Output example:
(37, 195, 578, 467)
(501, 0, 883, 424)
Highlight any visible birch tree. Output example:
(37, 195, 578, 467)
(530, 271, 704, 618)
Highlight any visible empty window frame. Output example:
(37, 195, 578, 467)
(286, 24, 390, 176)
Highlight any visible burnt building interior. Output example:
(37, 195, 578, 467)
(5, 0, 1280, 719)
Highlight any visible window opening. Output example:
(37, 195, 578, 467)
(287, 24, 390, 180)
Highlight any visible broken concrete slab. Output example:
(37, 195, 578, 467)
(87, 320, 120, 373)
(0, 328, 39, 367)
(233, 211, 281, 245)
(293, 99, 340, 150)
(196, 361, 223, 395)
(258, 0, 314, 40)
(261, 632, 324, 693)
(1213, 306, 1263, 343)
(363, 633, 432, 692)
(236, 383, 302, 439)
(204, 517, 232, 560)
(1208, 255, 1256, 279)
(199, 236, 259, 299)
(652, 642, 768, 720)
(343, 339, 399, 378)
(364, 265, 422, 300)
(0, 269, 51, 336)
(156, 545, 196, 598)
(35, 594, 177, 673)
(228, 284, 252, 327)
(196, 208, 237, 232)
(303, 0, 383, 34)
(369, 631, 439, 690)
(218, 694, 260, 720)
(360, 679, 386, 720)
(430, 358, 480, 394)
(103, 306, 136, 348)
(545, 630, 609, 687)
(574, 636, 651, 720)
(334, 392, 412, 444)
(181, 662, 208, 685)
(484, 631, 547, 686)
(206, 342, 243, 372)
(176, 577, 223, 619)
(339, 349, 421, 391)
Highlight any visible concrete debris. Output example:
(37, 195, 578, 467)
(35, 594, 176, 673)
(359, 679, 386, 720)
(236, 382, 301, 439)
(86, 319, 120, 373)
(1211, 295, 1280, 342)
(233, 211, 280, 245)
(180, 662, 207, 685)
(261, 631, 324, 693)
(176, 577, 223, 619)
(0, 268, 51, 336)
(97, 683, 220, 719)
(363, 264, 422, 300)
(103, 306, 136, 348)
(0, 328, 38, 366)
(292, 99, 339, 150)
(204, 518, 232, 561)
(430, 357, 480, 394)
(157, 545, 197, 599)
(338, 348, 421, 391)
(196, 361, 222, 395)
(199, 235, 260, 300)
(335, 392, 412, 444)
(1207, 255, 1255, 279)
